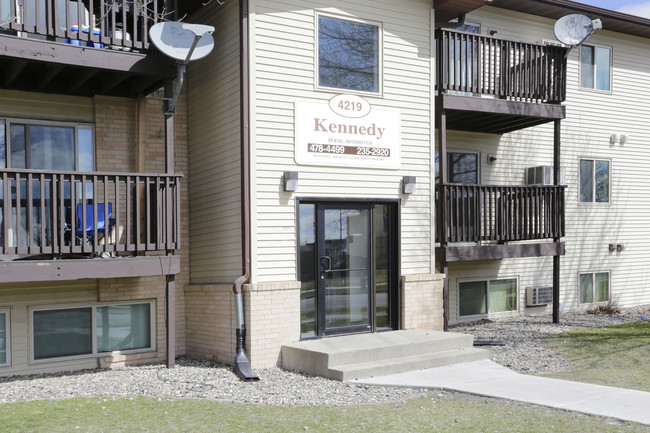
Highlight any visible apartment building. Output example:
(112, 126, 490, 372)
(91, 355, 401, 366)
(442, 0, 650, 325)
(3, 0, 647, 377)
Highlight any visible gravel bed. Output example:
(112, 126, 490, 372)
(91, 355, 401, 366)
(1, 305, 647, 405)
(450, 304, 650, 375)
(0, 359, 427, 406)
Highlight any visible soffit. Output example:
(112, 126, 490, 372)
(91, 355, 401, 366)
(434, 0, 494, 28)
(491, 0, 650, 39)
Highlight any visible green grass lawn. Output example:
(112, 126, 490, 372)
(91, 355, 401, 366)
(541, 321, 650, 391)
(0, 394, 646, 433)
(1, 321, 649, 432)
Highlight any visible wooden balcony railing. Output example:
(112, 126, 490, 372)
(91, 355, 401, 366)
(0, 169, 181, 256)
(0, 0, 173, 51)
(436, 29, 568, 103)
(436, 183, 565, 244)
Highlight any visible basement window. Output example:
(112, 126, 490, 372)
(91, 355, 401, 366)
(0, 309, 9, 367)
(30, 301, 154, 362)
(579, 272, 610, 304)
(459, 278, 517, 317)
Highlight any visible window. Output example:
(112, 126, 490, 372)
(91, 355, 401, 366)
(435, 151, 480, 184)
(580, 159, 610, 203)
(459, 278, 517, 317)
(580, 45, 611, 91)
(0, 309, 9, 367)
(317, 14, 381, 94)
(0, 118, 94, 171)
(580, 272, 610, 304)
(31, 302, 154, 362)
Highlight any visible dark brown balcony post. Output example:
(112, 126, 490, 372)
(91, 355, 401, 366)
(437, 108, 450, 331)
(553, 119, 561, 324)
(163, 68, 176, 367)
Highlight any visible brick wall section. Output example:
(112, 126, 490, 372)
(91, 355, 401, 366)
(245, 281, 301, 368)
(185, 281, 301, 368)
(185, 284, 235, 362)
(401, 273, 445, 330)
(93, 87, 190, 369)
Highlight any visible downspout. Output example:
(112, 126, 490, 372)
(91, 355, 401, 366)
(232, 0, 259, 381)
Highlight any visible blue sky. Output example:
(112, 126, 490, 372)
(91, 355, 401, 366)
(577, 0, 650, 18)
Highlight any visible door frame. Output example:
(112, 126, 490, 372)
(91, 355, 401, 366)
(297, 198, 401, 339)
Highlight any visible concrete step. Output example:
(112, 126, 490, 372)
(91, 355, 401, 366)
(281, 330, 488, 381)
(331, 347, 489, 381)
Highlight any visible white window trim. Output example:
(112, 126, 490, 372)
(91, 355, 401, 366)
(578, 157, 611, 206)
(578, 270, 611, 305)
(456, 277, 519, 320)
(0, 117, 95, 171)
(578, 43, 613, 94)
(0, 308, 10, 368)
(315, 11, 384, 97)
(29, 300, 156, 364)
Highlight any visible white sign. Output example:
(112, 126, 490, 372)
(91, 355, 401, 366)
(295, 95, 401, 169)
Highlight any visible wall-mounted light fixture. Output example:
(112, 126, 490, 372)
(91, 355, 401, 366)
(609, 243, 616, 252)
(609, 134, 619, 144)
(619, 134, 629, 145)
(617, 244, 625, 252)
(402, 176, 416, 194)
(283, 171, 298, 192)
(487, 154, 497, 164)
(609, 243, 625, 252)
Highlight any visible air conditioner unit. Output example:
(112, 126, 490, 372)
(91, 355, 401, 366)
(526, 166, 565, 185)
(526, 286, 553, 307)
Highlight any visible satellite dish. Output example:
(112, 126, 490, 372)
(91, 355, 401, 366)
(149, 22, 215, 115)
(554, 14, 602, 46)
(149, 22, 215, 62)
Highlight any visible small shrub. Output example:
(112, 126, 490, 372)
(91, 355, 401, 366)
(586, 301, 621, 316)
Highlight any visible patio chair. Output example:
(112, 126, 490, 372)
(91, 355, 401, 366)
(74, 203, 115, 244)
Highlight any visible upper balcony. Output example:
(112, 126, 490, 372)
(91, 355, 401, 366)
(0, 0, 187, 97)
(436, 28, 568, 134)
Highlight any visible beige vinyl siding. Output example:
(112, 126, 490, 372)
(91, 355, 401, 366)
(445, 6, 650, 322)
(250, 0, 434, 282)
(0, 280, 98, 376)
(0, 90, 93, 122)
(188, 0, 243, 284)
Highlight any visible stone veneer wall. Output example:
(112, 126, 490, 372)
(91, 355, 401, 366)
(185, 281, 301, 368)
(401, 273, 445, 330)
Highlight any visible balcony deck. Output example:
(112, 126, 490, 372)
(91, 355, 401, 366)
(0, 0, 188, 97)
(436, 29, 568, 133)
(435, 183, 566, 262)
(1, 168, 181, 281)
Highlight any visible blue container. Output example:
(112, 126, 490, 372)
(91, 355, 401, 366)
(65, 23, 81, 45)
(87, 27, 104, 49)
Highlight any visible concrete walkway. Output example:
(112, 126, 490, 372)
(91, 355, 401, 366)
(353, 360, 650, 426)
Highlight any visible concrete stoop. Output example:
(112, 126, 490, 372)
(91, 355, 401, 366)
(281, 330, 488, 381)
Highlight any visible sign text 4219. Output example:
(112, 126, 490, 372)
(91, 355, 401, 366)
(308, 143, 390, 157)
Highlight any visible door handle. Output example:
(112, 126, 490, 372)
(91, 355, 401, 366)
(320, 256, 332, 279)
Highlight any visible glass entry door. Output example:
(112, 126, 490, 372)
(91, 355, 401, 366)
(320, 205, 371, 334)
(299, 201, 398, 338)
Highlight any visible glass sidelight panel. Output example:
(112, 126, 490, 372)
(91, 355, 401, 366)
(299, 204, 317, 338)
(322, 208, 371, 331)
(374, 204, 390, 329)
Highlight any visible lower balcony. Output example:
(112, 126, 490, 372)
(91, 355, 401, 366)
(0, 168, 181, 282)
(436, 183, 566, 262)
